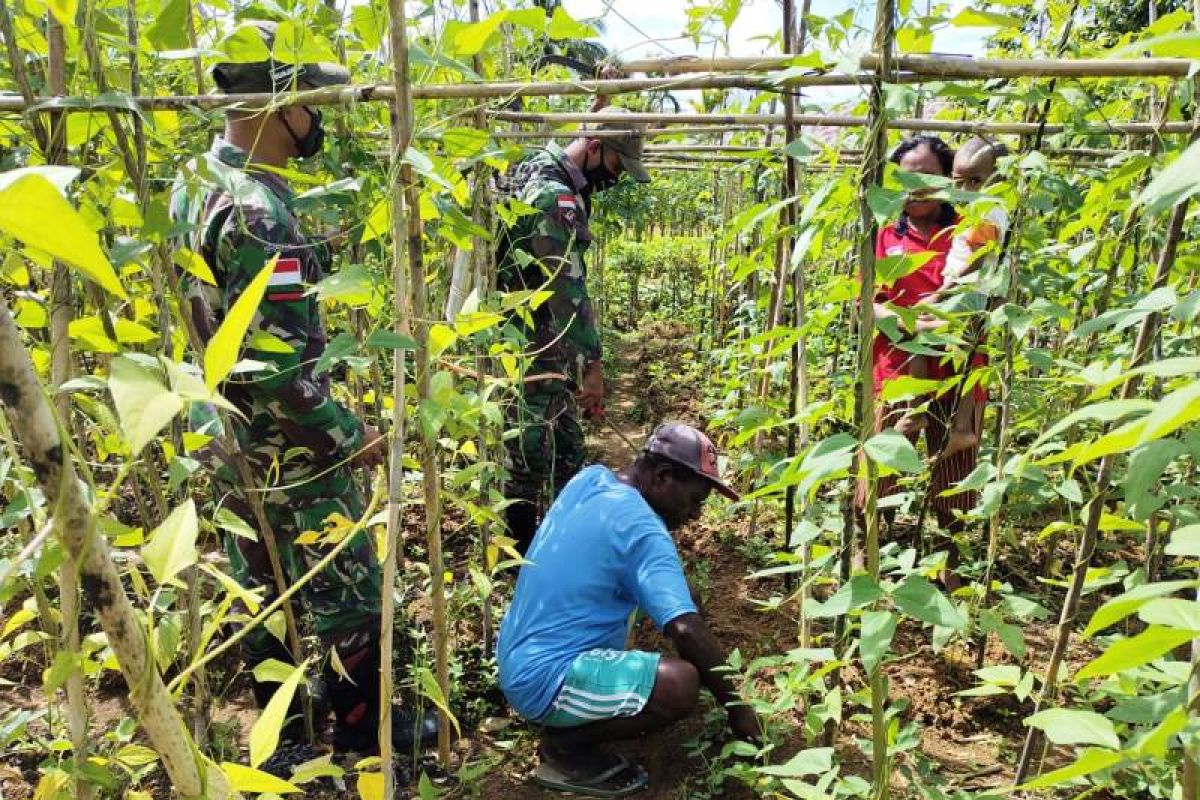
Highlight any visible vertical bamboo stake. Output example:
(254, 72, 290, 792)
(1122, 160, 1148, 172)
(781, 0, 812, 632)
(381, 0, 412, 789)
(386, 0, 453, 778)
(44, 13, 90, 796)
(185, 0, 204, 94)
(0, 301, 206, 799)
(856, 0, 894, 794)
(468, 0, 496, 658)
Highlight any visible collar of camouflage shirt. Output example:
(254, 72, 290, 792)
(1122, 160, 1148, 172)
(210, 136, 296, 205)
(544, 141, 587, 195)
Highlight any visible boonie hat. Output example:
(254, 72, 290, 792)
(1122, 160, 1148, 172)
(646, 422, 739, 501)
(212, 21, 350, 95)
(587, 107, 651, 184)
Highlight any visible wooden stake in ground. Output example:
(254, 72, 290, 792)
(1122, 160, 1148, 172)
(385, 0, 453, 773)
(381, 0, 414, 790)
(0, 300, 206, 798)
(855, 0, 894, 795)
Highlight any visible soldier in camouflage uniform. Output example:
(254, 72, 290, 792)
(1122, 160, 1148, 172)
(494, 108, 651, 553)
(170, 21, 435, 755)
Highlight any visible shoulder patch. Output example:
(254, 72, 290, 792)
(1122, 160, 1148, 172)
(265, 257, 304, 302)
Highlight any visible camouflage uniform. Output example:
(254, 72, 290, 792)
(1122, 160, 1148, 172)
(171, 138, 381, 730)
(494, 143, 600, 537)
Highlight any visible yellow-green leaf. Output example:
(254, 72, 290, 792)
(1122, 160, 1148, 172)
(357, 772, 384, 800)
(174, 248, 216, 286)
(0, 173, 125, 298)
(429, 323, 457, 358)
(108, 356, 184, 456)
(141, 499, 198, 586)
(205, 256, 276, 390)
(250, 661, 307, 768)
(47, 0, 77, 28)
(548, 6, 598, 40)
(220, 763, 302, 794)
(1074, 625, 1194, 681)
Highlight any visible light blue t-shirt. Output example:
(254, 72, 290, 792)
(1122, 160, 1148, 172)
(497, 465, 698, 721)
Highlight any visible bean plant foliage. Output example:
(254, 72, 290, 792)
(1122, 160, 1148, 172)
(2, 0, 1200, 799)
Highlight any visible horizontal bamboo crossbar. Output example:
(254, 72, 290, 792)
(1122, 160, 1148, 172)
(620, 53, 1197, 79)
(0, 52, 1194, 116)
(491, 110, 1195, 136)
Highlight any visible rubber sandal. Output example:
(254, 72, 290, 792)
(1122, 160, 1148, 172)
(532, 754, 649, 798)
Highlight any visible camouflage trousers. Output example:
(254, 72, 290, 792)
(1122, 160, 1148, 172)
(219, 466, 382, 664)
(504, 379, 586, 512)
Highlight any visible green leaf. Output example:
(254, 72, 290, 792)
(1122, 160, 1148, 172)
(1166, 524, 1200, 556)
(949, 8, 1022, 27)
(1138, 139, 1200, 215)
(108, 356, 184, 456)
(757, 747, 833, 777)
(859, 610, 897, 674)
(141, 499, 198, 586)
(0, 173, 125, 298)
(1016, 748, 1124, 791)
(877, 250, 935, 283)
(892, 576, 966, 631)
(1024, 708, 1120, 750)
(1083, 580, 1198, 636)
(250, 661, 306, 768)
(219, 25, 272, 62)
(547, 6, 598, 40)
(1137, 598, 1200, 632)
(864, 429, 922, 474)
(205, 256, 276, 390)
(220, 763, 301, 794)
(1074, 625, 1194, 681)
(364, 330, 417, 350)
(416, 667, 461, 738)
(805, 575, 881, 619)
(429, 323, 457, 358)
(146, 0, 190, 51)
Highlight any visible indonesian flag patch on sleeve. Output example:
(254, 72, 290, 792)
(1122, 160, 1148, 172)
(265, 257, 304, 302)
(555, 193, 578, 224)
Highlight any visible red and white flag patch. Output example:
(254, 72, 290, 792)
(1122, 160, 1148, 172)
(556, 194, 576, 211)
(266, 257, 304, 302)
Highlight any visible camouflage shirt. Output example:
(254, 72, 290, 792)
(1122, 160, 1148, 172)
(494, 142, 601, 378)
(170, 138, 363, 488)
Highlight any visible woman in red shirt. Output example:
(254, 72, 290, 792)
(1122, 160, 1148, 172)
(857, 135, 983, 591)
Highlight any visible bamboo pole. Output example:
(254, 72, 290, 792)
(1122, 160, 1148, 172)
(386, 0, 453, 773)
(619, 53, 1197, 79)
(493, 110, 1194, 136)
(381, 0, 412, 790)
(857, 0, 894, 795)
(468, 0, 497, 660)
(44, 12, 91, 797)
(0, 301, 206, 799)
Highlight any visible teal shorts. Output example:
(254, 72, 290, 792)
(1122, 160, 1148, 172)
(539, 649, 661, 728)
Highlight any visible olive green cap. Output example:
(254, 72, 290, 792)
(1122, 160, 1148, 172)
(588, 108, 651, 183)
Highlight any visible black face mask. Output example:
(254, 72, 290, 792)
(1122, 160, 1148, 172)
(281, 107, 324, 159)
(584, 146, 620, 193)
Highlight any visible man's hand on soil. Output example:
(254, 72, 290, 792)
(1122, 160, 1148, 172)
(728, 705, 763, 743)
(353, 423, 386, 471)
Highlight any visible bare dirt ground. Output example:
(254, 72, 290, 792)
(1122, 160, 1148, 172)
(1, 321, 1093, 800)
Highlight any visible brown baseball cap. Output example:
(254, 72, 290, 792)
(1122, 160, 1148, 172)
(212, 21, 350, 95)
(587, 108, 651, 184)
(646, 422, 740, 501)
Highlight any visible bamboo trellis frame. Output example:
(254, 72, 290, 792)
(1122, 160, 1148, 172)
(491, 110, 1195, 136)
